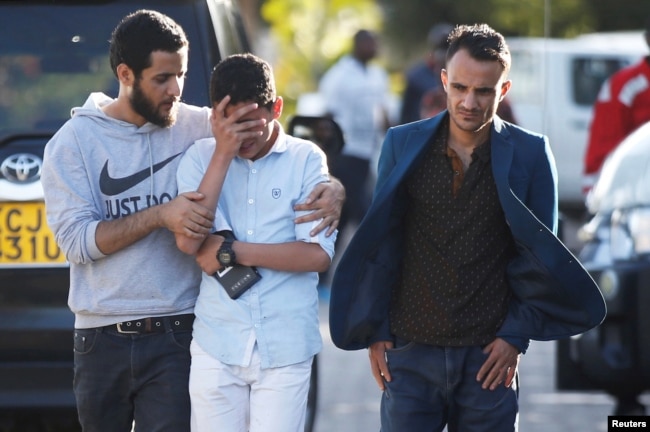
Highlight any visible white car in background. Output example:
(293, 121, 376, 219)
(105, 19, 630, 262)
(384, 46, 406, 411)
(507, 32, 648, 210)
(556, 121, 650, 416)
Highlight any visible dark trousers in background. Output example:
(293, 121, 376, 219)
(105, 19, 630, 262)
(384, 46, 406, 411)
(331, 154, 372, 232)
(321, 154, 372, 286)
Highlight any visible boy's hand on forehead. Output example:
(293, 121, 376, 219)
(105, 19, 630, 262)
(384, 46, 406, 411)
(211, 95, 265, 157)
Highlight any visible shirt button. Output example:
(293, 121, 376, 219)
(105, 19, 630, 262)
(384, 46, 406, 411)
(247, 230, 253, 235)
(251, 169, 257, 174)
(248, 198, 254, 204)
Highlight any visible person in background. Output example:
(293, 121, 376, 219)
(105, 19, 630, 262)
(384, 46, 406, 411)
(419, 86, 448, 119)
(318, 29, 392, 248)
(41, 10, 343, 432)
(329, 23, 606, 432)
(175, 53, 336, 432)
(583, 17, 650, 194)
(400, 23, 453, 125)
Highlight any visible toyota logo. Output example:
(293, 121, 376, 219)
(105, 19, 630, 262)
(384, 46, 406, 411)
(0, 153, 43, 183)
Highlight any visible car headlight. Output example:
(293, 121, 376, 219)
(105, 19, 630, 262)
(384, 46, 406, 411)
(610, 209, 634, 260)
(628, 207, 650, 254)
(610, 207, 650, 260)
(597, 269, 619, 300)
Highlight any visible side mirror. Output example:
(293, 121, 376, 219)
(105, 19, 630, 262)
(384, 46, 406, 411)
(286, 115, 345, 158)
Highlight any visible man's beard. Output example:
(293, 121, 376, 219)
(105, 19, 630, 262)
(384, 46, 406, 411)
(130, 79, 178, 128)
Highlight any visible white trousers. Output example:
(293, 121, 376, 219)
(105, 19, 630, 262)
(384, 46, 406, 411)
(189, 340, 313, 432)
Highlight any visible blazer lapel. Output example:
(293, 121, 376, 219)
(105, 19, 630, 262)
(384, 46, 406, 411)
(490, 117, 515, 207)
(372, 115, 443, 209)
(490, 117, 543, 241)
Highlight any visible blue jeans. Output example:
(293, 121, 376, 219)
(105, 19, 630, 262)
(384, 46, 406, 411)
(73, 325, 193, 432)
(380, 339, 519, 432)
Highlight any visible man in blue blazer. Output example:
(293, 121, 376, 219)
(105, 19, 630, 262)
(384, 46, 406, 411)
(329, 24, 606, 432)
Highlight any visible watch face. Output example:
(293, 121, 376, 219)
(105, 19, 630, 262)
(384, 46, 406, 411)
(219, 251, 232, 266)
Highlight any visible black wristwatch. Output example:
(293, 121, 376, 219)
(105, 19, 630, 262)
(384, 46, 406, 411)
(217, 237, 236, 268)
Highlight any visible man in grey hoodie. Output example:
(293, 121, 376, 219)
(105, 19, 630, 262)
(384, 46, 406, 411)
(41, 10, 343, 432)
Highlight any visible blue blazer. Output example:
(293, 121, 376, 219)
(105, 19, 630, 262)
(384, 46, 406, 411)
(329, 113, 606, 352)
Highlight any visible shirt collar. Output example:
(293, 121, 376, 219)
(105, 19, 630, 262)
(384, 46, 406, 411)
(270, 120, 288, 154)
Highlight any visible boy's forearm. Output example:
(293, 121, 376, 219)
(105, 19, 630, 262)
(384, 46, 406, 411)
(182, 151, 232, 254)
(235, 241, 330, 273)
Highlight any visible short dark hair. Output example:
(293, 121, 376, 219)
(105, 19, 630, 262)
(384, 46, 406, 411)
(109, 9, 188, 78)
(209, 53, 276, 108)
(353, 29, 376, 46)
(446, 24, 511, 73)
(427, 23, 453, 51)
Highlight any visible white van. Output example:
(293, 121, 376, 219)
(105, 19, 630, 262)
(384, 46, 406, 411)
(506, 32, 648, 209)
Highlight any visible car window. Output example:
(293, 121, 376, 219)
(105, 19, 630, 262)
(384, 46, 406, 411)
(0, 2, 212, 137)
(572, 57, 633, 106)
(207, 0, 250, 59)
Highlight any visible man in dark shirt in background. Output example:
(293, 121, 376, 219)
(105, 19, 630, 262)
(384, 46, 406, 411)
(399, 23, 452, 124)
(329, 24, 606, 432)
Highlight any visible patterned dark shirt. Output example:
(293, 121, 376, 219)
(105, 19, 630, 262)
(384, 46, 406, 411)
(390, 119, 516, 346)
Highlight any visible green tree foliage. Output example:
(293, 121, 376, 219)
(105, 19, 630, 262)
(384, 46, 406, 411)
(378, 0, 592, 66)
(260, 0, 383, 115)
(378, 0, 648, 67)
(586, 0, 649, 32)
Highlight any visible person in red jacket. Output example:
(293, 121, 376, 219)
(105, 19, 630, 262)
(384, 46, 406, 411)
(583, 18, 650, 194)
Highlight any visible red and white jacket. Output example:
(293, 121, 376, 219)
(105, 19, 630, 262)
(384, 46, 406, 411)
(583, 57, 650, 192)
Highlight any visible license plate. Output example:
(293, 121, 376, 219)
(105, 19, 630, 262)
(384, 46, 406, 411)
(0, 202, 66, 266)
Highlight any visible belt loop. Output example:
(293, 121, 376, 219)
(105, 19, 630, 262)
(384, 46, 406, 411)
(163, 316, 173, 332)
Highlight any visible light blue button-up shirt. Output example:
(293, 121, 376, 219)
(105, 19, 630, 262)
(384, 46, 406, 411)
(177, 124, 336, 368)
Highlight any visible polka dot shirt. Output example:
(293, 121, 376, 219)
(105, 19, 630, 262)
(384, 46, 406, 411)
(390, 119, 516, 346)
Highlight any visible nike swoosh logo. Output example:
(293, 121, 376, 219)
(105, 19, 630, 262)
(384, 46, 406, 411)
(99, 153, 182, 196)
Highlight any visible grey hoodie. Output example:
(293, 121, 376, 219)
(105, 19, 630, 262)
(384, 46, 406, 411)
(42, 93, 212, 328)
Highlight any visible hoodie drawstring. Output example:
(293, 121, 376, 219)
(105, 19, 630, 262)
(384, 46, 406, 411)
(147, 134, 154, 199)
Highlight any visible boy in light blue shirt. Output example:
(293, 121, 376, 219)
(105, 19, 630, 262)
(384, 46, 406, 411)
(175, 53, 336, 432)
